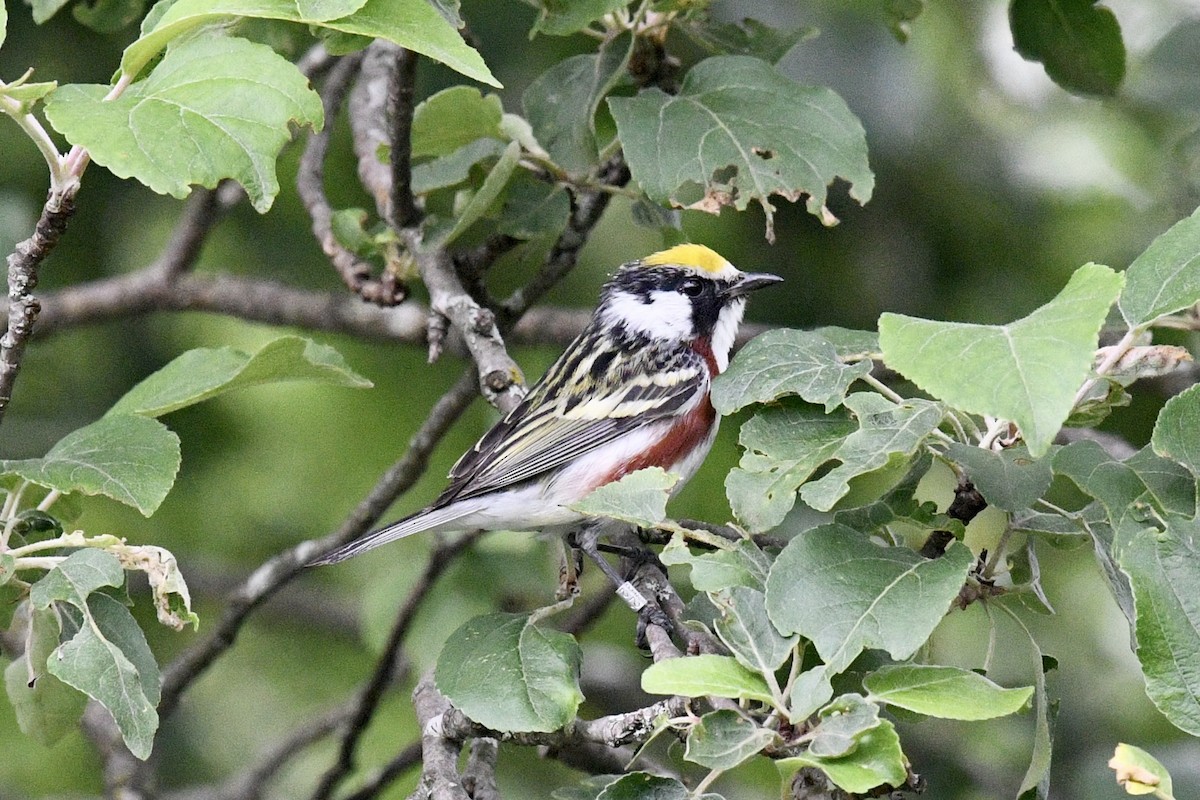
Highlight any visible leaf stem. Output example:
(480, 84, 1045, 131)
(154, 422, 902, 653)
(36, 487, 61, 512)
(691, 768, 724, 797)
(0, 89, 67, 193)
(1072, 327, 1139, 409)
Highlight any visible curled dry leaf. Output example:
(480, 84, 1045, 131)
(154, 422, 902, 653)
(116, 545, 198, 631)
(1095, 345, 1193, 384)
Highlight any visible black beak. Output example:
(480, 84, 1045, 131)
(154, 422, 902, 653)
(725, 272, 784, 299)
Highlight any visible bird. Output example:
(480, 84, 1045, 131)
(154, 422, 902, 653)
(311, 244, 781, 601)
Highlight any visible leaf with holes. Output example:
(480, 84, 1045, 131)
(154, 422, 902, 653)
(608, 56, 872, 241)
(46, 36, 322, 212)
(879, 263, 1124, 457)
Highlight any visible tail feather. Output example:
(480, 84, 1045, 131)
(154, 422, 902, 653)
(309, 504, 474, 566)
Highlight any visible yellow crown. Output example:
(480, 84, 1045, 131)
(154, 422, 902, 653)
(642, 244, 729, 274)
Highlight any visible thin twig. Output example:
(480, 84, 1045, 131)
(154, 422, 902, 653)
(340, 741, 424, 800)
(311, 532, 484, 800)
(157, 370, 480, 721)
(298, 52, 404, 306)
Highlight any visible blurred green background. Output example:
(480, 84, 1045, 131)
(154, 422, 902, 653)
(1, 0, 1199, 797)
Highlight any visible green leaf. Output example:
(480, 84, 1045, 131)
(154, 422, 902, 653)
(73, 0, 145, 32)
(684, 709, 775, 770)
(523, 34, 632, 175)
(594, 773, 689, 800)
(1119, 206, 1200, 327)
(108, 335, 371, 418)
(412, 137, 506, 194)
(608, 56, 873, 241)
(777, 717, 907, 794)
(944, 444, 1053, 512)
(765, 524, 972, 674)
(569, 467, 678, 528)
(1010, 0, 1125, 96)
(0, 2, 7, 49)
(1108, 743, 1176, 799)
(1119, 517, 1200, 736)
(806, 694, 883, 758)
(660, 536, 771, 592)
(726, 399, 856, 533)
(532, 0, 628, 36)
(87, 592, 161, 706)
(641, 654, 775, 705)
(47, 36, 323, 212)
(0, 81, 58, 109)
(438, 140, 521, 247)
(712, 329, 872, 414)
(121, 0, 497, 87)
(1003, 612, 1058, 800)
(799, 393, 944, 513)
(879, 263, 1124, 457)
(435, 612, 582, 733)
(4, 605, 89, 745)
(864, 664, 1033, 720)
(1152, 384, 1200, 478)
(788, 665, 834, 721)
(29, 550, 125, 609)
(411, 86, 503, 158)
(2, 414, 180, 516)
(712, 586, 797, 674)
(679, 17, 813, 63)
(497, 172, 570, 240)
(1053, 441, 1195, 555)
(47, 602, 159, 759)
(30, 551, 158, 759)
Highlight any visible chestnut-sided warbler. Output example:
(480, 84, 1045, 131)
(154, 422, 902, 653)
(313, 244, 780, 575)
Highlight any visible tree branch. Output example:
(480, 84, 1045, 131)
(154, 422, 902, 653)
(388, 48, 420, 229)
(157, 370, 480, 722)
(298, 52, 404, 306)
(0, 189, 76, 427)
(311, 531, 484, 800)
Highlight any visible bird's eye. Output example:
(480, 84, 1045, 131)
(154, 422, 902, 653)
(680, 278, 705, 297)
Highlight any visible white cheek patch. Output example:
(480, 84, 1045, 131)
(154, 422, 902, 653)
(604, 289, 693, 340)
(711, 299, 746, 371)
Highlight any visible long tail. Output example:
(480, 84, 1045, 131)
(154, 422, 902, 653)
(308, 504, 475, 566)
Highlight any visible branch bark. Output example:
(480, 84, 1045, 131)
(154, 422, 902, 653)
(0, 189, 76, 427)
